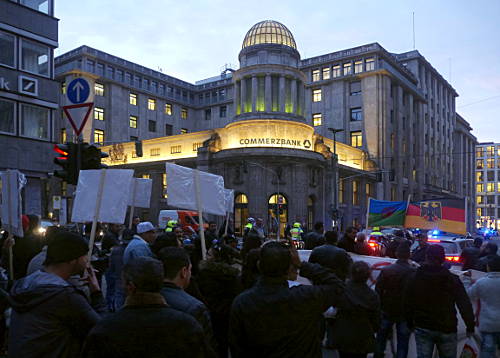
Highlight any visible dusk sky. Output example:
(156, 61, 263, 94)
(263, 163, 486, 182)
(55, 0, 500, 143)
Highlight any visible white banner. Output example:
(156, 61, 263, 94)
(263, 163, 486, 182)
(128, 178, 152, 208)
(224, 189, 234, 213)
(71, 169, 134, 224)
(165, 163, 226, 216)
(0, 170, 26, 237)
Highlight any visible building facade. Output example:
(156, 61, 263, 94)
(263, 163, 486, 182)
(0, 0, 58, 216)
(476, 142, 500, 229)
(50, 20, 476, 232)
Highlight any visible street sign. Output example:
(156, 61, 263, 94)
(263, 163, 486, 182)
(63, 102, 93, 136)
(67, 78, 90, 104)
(52, 195, 61, 210)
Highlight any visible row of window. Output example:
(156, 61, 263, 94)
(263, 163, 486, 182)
(205, 106, 227, 120)
(0, 30, 51, 77)
(476, 171, 500, 182)
(476, 207, 499, 218)
(476, 159, 500, 170)
(477, 195, 499, 205)
(477, 146, 500, 158)
(311, 58, 375, 82)
(129, 93, 188, 118)
(312, 81, 362, 103)
(0, 98, 51, 140)
(476, 183, 500, 193)
(90, 125, 189, 145)
(338, 181, 373, 205)
(312, 108, 363, 127)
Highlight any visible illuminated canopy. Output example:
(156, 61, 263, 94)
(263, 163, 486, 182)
(242, 20, 297, 50)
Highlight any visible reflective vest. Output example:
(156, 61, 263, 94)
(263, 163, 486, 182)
(165, 220, 177, 232)
(245, 223, 253, 230)
(290, 227, 303, 240)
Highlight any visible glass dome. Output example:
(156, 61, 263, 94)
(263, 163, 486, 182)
(242, 20, 297, 50)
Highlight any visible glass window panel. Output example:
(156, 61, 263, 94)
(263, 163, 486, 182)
(0, 31, 15, 67)
(354, 60, 363, 73)
(21, 104, 49, 139)
(313, 113, 322, 126)
(332, 65, 341, 78)
(312, 89, 322, 102)
(21, 39, 49, 76)
(343, 63, 352, 75)
(20, 0, 50, 14)
(365, 57, 375, 71)
(0, 99, 15, 134)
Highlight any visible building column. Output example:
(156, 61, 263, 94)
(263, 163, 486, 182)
(240, 77, 247, 113)
(235, 80, 241, 115)
(279, 75, 286, 112)
(265, 74, 272, 112)
(251, 75, 258, 112)
(291, 78, 297, 114)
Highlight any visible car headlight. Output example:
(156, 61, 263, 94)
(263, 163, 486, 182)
(38, 227, 47, 234)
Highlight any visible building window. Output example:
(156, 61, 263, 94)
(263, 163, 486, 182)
(165, 124, 173, 136)
(170, 145, 182, 154)
(220, 106, 227, 118)
(477, 196, 484, 205)
(141, 174, 150, 179)
(322, 67, 330, 80)
(193, 142, 202, 152)
(0, 98, 15, 134)
(60, 128, 66, 143)
(354, 60, 363, 74)
(129, 115, 137, 128)
(94, 82, 104, 96)
(94, 129, 104, 145)
(180, 128, 188, 134)
(486, 145, 495, 156)
(487, 183, 495, 192)
(20, 38, 49, 77)
(476, 172, 483, 182)
(353, 180, 359, 205)
(94, 107, 104, 121)
(61, 82, 66, 94)
(147, 98, 156, 111)
(476, 159, 484, 169)
(150, 148, 160, 156)
(332, 65, 341, 78)
(20, 104, 49, 140)
(181, 108, 188, 119)
(391, 186, 396, 201)
(343, 62, 352, 76)
(312, 69, 320, 82)
(205, 108, 211, 120)
(0, 31, 15, 68)
(350, 81, 361, 95)
(129, 93, 137, 105)
(366, 183, 373, 200)
(350, 107, 363, 121)
(487, 159, 494, 169)
(350, 131, 362, 147)
(365, 57, 375, 71)
(165, 103, 172, 115)
(130, 136, 138, 142)
(148, 120, 156, 132)
(476, 147, 484, 157)
(477, 183, 484, 193)
(312, 113, 322, 127)
(339, 180, 344, 204)
(312, 89, 322, 102)
(162, 173, 167, 198)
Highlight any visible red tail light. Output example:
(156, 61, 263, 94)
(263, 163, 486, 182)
(428, 239, 441, 243)
(368, 242, 377, 248)
(445, 256, 460, 262)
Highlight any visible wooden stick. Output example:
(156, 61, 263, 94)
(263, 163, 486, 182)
(129, 179, 137, 229)
(194, 170, 207, 260)
(87, 169, 107, 260)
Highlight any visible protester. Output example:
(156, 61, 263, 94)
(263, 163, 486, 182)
(463, 255, 500, 358)
(159, 247, 216, 353)
(337, 226, 357, 253)
(26, 225, 63, 275)
(375, 242, 415, 358)
(304, 221, 325, 250)
(151, 231, 182, 256)
(107, 231, 132, 311)
(386, 230, 407, 259)
(405, 245, 475, 358)
(460, 237, 483, 271)
(354, 232, 372, 256)
(240, 248, 261, 290)
(205, 221, 219, 250)
(8, 230, 105, 357)
(241, 228, 263, 259)
(332, 261, 381, 358)
(477, 242, 499, 272)
(123, 221, 157, 264)
(309, 230, 352, 281)
(101, 223, 121, 253)
(410, 233, 429, 264)
(11, 214, 42, 279)
(229, 241, 345, 358)
(82, 257, 209, 357)
(254, 218, 267, 240)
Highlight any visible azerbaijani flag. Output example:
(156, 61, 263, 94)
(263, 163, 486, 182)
(367, 199, 408, 227)
(404, 198, 466, 235)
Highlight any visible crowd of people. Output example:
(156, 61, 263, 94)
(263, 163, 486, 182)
(0, 215, 499, 357)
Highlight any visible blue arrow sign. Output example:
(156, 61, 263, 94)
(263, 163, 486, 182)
(67, 78, 90, 104)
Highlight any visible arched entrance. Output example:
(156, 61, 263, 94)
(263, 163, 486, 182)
(234, 193, 249, 236)
(268, 193, 288, 239)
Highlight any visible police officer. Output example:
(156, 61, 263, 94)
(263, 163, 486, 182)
(165, 220, 178, 233)
(290, 222, 304, 248)
(244, 218, 255, 236)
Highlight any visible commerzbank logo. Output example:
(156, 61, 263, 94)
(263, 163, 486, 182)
(239, 137, 312, 149)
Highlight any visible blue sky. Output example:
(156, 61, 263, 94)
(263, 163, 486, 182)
(55, 0, 500, 142)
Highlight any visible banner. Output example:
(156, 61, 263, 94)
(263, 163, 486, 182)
(404, 198, 466, 235)
(224, 189, 234, 213)
(0, 170, 26, 237)
(128, 178, 152, 208)
(367, 198, 407, 227)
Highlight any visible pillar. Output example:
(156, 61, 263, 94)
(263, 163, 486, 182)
(265, 74, 272, 112)
(240, 77, 246, 113)
(291, 78, 297, 114)
(279, 75, 285, 112)
(251, 75, 258, 112)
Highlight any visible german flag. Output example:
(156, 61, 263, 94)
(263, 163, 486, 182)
(404, 198, 466, 235)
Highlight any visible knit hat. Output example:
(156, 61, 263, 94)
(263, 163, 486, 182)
(44, 231, 89, 265)
(425, 244, 445, 263)
(396, 241, 411, 259)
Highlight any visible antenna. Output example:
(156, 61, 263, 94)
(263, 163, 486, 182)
(412, 12, 416, 50)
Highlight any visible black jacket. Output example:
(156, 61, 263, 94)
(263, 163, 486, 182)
(8, 270, 105, 358)
(375, 259, 415, 322)
(404, 264, 475, 333)
(410, 243, 429, 264)
(82, 294, 208, 358)
(304, 231, 325, 250)
(331, 281, 380, 354)
(460, 247, 480, 271)
(337, 236, 356, 253)
(229, 262, 345, 358)
(309, 244, 352, 281)
(101, 230, 120, 253)
(476, 254, 499, 272)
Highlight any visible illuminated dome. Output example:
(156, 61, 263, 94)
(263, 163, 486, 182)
(242, 20, 297, 50)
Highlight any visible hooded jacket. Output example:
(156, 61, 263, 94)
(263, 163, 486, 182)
(464, 272, 500, 332)
(8, 270, 106, 358)
(404, 264, 475, 334)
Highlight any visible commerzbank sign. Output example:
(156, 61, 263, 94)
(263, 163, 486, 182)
(239, 137, 312, 149)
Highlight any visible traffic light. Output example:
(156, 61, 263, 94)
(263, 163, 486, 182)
(81, 144, 109, 170)
(53, 143, 78, 185)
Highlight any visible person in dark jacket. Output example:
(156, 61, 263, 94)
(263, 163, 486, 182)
(309, 230, 352, 281)
(332, 261, 381, 358)
(8, 230, 105, 358)
(355, 232, 373, 256)
(205, 221, 219, 250)
(101, 223, 122, 253)
(107, 234, 132, 311)
(159, 247, 216, 353)
(11, 214, 43, 279)
(410, 233, 429, 264)
(241, 229, 263, 259)
(197, 242, 242, 358)
(375, 242, 416, 358)
(386, 230, 408, 259)
(404, 245, 475, 358)
(82, 257, 209, 358)
(229, 241, 345, 358)
(304, 222, 325, 250)
(476, 242, 499, 272)
(338, 226, 358, 253)
(460, 237, 483, 271)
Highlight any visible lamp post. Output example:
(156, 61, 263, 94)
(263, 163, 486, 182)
(328, 128, 344, 229)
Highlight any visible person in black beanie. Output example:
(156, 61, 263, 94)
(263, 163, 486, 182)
(8, 230, 106, 358)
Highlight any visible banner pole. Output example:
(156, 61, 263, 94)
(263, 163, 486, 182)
(6, 171, 14, 281)
(224, 211, 230, 237)
(404, 194, 412, 229)
(87, 169, 107, 261)
(194, 170, 207, 260)
(464, 197, 468, 234)
(365, 197, 371, 231)
(129, 179, 137, 230)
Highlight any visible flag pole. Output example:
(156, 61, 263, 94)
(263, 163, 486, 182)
(404, 194, 412, 229)
(365, 197, 371, 231)
(464, 196, 468, 234)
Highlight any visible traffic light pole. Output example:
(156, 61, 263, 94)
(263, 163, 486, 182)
(328, 128, 344, 230)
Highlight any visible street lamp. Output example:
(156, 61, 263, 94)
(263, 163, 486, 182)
(328, 128, 344, 229)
